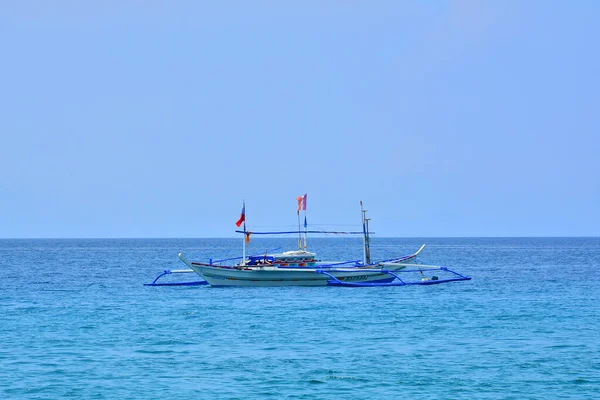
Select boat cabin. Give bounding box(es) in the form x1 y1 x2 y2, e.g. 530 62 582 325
246 250 317 267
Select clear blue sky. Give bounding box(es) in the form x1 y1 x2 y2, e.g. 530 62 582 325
1 1 598 238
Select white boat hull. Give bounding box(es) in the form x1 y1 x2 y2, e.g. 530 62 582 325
178 254 406 287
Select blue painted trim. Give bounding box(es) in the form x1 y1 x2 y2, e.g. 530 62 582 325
144 269 208 287
316 267 471 287
144 281 208 287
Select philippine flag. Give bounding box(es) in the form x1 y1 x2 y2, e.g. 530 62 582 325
235 203 246 227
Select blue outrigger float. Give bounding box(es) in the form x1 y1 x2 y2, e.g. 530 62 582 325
146 199 471 287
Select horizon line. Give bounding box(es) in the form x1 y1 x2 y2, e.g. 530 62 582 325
0 236 598 240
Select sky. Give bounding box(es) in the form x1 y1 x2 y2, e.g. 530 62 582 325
1 1 599 238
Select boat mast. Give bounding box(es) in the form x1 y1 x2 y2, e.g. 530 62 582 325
297 210 302 250
242 223 246 265
296 194 307 251
361 201 371 265
365 216 371 264
242 201 247 265
303 194 308 250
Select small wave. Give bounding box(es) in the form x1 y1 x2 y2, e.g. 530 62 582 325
573 378 590 384
134 349 176 354
325 375 369 382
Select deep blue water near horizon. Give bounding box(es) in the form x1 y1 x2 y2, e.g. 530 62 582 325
1 237 599 399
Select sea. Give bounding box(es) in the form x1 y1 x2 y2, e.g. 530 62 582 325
1 237 599 399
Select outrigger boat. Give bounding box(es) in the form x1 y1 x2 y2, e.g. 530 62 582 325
146 198 471 287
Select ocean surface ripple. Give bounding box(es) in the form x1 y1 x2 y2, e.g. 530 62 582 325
1 237 599 399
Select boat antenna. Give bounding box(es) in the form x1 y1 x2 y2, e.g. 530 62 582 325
361 201 371 265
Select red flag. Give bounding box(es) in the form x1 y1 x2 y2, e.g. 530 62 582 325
296 193 307 211
235 203 245 227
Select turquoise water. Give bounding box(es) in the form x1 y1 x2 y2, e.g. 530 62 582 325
1 238 599 399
